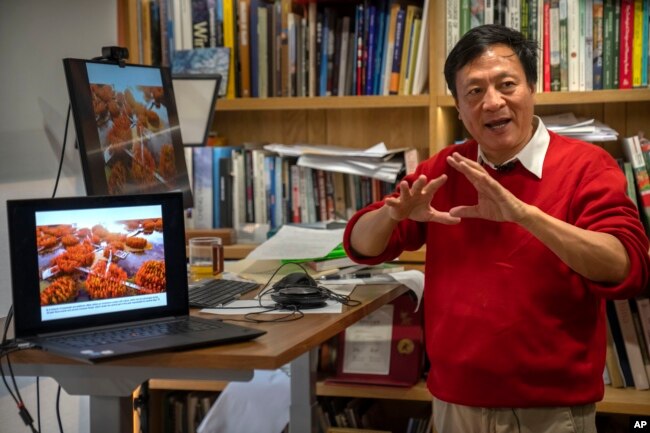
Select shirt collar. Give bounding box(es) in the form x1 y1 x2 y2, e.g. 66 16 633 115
476 116 550 178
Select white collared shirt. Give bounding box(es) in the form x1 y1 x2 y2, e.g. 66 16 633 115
477 116 551 179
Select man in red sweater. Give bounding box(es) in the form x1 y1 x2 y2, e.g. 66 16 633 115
344 25 650 433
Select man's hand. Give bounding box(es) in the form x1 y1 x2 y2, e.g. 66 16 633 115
446 152 530 223
384 174 461 224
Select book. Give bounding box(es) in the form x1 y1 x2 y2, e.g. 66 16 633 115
388 8 406 95
411 0 430 95
606 300 636 387
307 255 357 272
171 47 230 96
592 0 604 90
191 0 211 48
619 0 634 89
212 146 239 228
237 0 251 97
621 135 650 232
398 5 421 95
606 318 626 387
219 157 234 228
614 299 650 389
637 297 650 358
192 146 214 229
222 0 237 98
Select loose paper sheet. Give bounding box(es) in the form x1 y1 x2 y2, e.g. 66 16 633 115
246 225 344 260
342 304 394 375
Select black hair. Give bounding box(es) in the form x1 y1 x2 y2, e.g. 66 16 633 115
444 24 539 98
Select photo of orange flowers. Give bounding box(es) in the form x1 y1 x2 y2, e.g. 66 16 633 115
36 208 167 307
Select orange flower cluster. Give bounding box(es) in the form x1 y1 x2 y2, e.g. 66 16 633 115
126 236 147 250
92 224 109 239
108 161 128 195
103 241 125 262
61 234 80 247
135 260 166 294
85 260 128 299
142 219 155 234
40 276 78 306
131 142 156 183
51 242 95 274
158 143 176 180
37 234 58 250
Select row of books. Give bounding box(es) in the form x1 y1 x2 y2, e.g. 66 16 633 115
449 0 650 92
316 397 431 433
604 297 650 390
163 391 217 433
184 144 411 230
134 0 431 98
620 134 650 235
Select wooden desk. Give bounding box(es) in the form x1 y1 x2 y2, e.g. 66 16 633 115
3 283 407 433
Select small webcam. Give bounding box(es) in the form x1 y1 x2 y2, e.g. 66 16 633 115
100 46 129 66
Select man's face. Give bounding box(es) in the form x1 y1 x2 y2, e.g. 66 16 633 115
454 44 535 163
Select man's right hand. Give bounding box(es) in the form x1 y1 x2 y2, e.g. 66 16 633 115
384 174 461 224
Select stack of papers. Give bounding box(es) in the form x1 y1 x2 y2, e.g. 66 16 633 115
541 113 618 142
264 142 407 183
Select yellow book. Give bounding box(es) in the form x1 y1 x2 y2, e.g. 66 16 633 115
223 0 237 98
632 0 644 87
398 5 421 95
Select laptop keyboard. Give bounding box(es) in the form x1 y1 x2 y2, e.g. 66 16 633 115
188 279 259 308
49 319 225 348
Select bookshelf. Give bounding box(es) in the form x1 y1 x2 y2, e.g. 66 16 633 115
118 0 650 430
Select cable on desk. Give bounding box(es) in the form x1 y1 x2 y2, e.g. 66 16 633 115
1 305 40 433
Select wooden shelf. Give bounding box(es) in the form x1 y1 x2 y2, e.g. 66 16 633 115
437 88 650 107
217 95 431 111
148 378 650 415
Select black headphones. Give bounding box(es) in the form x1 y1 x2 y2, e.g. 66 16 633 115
270 272 330 309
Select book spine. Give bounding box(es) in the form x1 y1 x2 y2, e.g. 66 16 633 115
619 0 634 89
606 300 636 387
567 0 580 90
584 0 594 91
238 0 251 97
603 0 614 88
593 0 604 90
382 2 400 95
543 0 551 92
223 0 237 98
191 0 210 48
355 4 365 95
389 8 406 95
250 0 260 97
550 0 561 91
614 299 650 389
559 0 568 91
613 0 621 87
364 5 377 95
632 0 644 87
192 147 213 229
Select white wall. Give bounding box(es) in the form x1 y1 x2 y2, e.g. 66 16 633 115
0 1 117 431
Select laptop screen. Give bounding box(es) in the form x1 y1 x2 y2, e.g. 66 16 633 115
8 192 189 338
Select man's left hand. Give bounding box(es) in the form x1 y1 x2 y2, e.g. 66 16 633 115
446 152 529 223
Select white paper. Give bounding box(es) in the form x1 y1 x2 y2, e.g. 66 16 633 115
246 225 344 260
197 369 290 433
297 154 404 183
264 142 407 158
342 304 394 375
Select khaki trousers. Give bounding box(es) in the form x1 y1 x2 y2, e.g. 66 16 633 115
433 397 597 433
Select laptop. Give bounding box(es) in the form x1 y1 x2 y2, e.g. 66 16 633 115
6 192 265 363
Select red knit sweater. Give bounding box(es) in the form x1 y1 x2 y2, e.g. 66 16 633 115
343 132 650 407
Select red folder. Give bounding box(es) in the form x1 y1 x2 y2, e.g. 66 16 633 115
327 292 424 387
